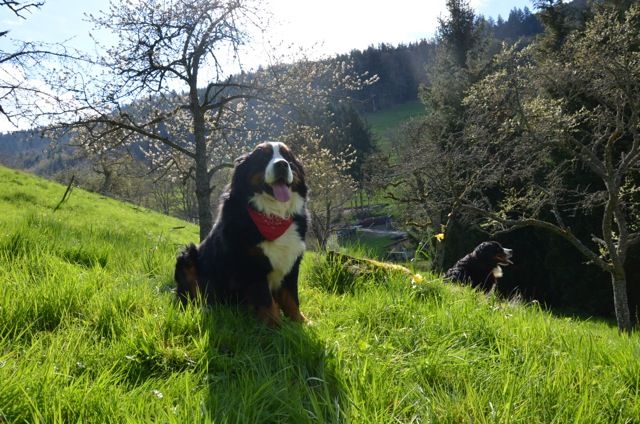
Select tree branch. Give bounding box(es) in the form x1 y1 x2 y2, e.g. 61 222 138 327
462 204 612 272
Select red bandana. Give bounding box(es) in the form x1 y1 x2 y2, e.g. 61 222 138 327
247 206 294 241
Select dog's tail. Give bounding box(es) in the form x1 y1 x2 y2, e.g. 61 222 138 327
175 243 200 306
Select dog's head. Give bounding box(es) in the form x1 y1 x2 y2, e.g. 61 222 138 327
230 142 307 217
473 241 513 267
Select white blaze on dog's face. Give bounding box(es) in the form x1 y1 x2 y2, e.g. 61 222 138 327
264 142 294 198
234 141 307 218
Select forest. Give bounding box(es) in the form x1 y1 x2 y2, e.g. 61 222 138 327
1 0 639 332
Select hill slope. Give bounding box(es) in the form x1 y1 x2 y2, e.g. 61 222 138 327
364 100 425 150
1 166 639 423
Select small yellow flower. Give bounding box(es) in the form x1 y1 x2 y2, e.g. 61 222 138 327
434 233 445 242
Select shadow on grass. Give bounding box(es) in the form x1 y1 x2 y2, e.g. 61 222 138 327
476 284 622 330
204 306 346 423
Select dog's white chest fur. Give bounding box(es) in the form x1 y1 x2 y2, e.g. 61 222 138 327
492 265 503 278
259 223 305 291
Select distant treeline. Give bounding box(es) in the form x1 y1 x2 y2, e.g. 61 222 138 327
340 5 543 112
0 5 543 164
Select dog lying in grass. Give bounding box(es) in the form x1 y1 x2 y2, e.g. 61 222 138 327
444 241 513 292
174 142 308 326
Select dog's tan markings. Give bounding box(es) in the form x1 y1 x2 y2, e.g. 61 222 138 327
179 263 200 300
255 300 281 327
275 289 305 323
255 143 272 158
249 172 264 189
246 246 262 256
291 176 302 191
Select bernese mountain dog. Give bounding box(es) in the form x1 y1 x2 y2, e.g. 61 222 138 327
174 141 308 326
444 241 513 292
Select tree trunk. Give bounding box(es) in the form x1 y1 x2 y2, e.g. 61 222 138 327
432 212 445 272
100 164 113 195
310 211 326 250
433 210 453 273
324 202 332 249
611 271 632 333
195 158 212 241
193 109 213 241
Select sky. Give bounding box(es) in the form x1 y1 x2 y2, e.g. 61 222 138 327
1 0 534 61
0 0 534 132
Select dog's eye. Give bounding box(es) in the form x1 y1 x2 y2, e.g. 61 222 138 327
281 150 300 168
280 150 291 161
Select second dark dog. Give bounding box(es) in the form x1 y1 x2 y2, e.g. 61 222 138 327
444 241 513 291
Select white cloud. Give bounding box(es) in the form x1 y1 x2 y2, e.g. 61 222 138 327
225 0 453 72
263 0 447 58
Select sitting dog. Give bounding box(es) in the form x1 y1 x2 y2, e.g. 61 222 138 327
174 142 308 326
444 241 513 291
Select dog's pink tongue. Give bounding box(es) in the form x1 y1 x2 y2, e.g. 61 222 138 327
272 183 291 202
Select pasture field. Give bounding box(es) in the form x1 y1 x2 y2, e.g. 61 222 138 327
1 166 639 423
364 100 425 150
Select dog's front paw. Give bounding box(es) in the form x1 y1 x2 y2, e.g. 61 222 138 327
255 302 282 327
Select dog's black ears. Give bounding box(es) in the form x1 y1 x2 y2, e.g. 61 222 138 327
288 152 305 178
234 153 248 166
230 152 251 197
232 153 250 181
175 243 200 306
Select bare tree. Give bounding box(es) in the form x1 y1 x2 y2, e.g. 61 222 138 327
0 0 42 22
35 0 373 240
0 1 75 127
67 0 261 240
289 127 356 249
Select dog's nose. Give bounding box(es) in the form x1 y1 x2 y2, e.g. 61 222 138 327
273 159 290 173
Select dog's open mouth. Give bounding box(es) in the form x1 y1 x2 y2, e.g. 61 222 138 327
270 181 291 202
495 251 513 266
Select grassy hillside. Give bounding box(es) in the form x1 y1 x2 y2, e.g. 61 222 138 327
1 166 639 423
364 101 424 150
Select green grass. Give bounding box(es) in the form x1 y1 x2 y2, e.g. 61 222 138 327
364 100 425 150
342 232 396 260
1 165 640 423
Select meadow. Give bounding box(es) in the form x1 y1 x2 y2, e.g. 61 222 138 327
364 100 425 151
1 165 639 423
